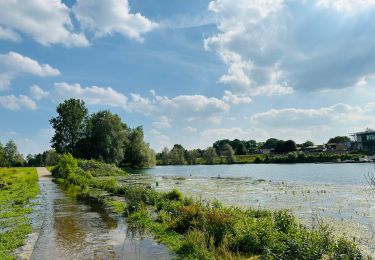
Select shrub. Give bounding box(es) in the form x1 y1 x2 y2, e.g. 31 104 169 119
56 153 78 178
166 188 183 201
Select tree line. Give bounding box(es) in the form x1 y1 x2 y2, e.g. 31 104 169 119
0 140 25 167
156 135 352 165
50 99 155 168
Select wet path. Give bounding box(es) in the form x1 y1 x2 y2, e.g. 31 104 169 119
28 167 170 260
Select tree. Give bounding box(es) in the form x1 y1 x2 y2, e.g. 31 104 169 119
213 139 230 155
283 140 297 153
204 147 218 164
85 111 127 165
275 140 297 154
262 138 280 149
302 140 314 148
44 149 60 166
169 144 186 165
160 147 169 165
50 99 88 156
0 142 7 167
123 126 155 168
235 142 247 155
4 140 24 166
186 149 200 165
328 136 350 143
222 144 235 163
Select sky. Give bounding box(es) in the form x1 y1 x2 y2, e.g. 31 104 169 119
1 0 375 155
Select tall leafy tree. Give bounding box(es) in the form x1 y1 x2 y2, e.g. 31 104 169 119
235 142 247 155
204 147 218 164
50 99 88 156
4 140 24 166
186 149 199 165
123 126 155 168
160 147 169 165
262 138 280 149
86 110 127 165
222 144 235 163
169 144 186 165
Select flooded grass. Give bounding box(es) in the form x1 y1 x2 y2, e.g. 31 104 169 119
53 155 365 259
0 167 39 259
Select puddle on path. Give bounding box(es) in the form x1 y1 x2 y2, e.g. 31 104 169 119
18 174 170 260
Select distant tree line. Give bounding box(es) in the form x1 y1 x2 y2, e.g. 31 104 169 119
50 99 155 168
156 135 353 165
0 140 25 167
26 149 60 166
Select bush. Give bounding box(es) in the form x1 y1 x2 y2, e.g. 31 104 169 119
166 188 183 201
77 159 126 176
56 153 78 178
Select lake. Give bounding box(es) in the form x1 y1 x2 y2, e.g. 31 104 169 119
135 163 375 256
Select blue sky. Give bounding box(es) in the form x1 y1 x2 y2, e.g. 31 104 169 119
1 0 375 155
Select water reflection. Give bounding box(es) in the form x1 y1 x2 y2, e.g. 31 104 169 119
28 177 170 260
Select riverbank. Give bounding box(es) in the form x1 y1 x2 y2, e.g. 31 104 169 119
0 168 39 259
53 154 364 259
156 152 370 166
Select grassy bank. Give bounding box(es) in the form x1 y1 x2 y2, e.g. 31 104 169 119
157 152 363 166
0 167 39 259
53 154 363 259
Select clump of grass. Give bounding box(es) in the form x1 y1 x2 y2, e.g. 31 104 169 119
0 167 39 259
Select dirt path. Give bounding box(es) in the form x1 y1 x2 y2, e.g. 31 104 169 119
36 167 52 180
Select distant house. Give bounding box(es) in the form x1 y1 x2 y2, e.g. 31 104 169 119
305 145 326 152
351 128 375 153
326 142 348 152
259 148 274 154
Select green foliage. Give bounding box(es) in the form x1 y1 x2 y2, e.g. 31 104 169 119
0 140 25 167
204 147 218 164
166 188 183 201
169 144 186 165
77 159 126 176
50 98 88 156
55 153 78 178
275 140 297 154
222 144 235 164
27 149 60 167
328 136 351 144
123 126 156 168
262 138 280 149
82 110 127 165
0 168 39 259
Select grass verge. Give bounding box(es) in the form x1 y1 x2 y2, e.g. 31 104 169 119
0 167 39 259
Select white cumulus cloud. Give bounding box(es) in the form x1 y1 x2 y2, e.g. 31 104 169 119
0 95 37 110
53 82 128 108
205 0 375 94
73 0 157 42
152 116 172 129
0 0 89 47
0 51 60 90
29 85 49 100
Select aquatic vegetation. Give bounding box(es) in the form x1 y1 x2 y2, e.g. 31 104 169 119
0 168 39 259
54 156 364 259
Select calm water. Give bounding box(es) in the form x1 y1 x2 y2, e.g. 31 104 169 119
136 163 375 256
19 174 171 260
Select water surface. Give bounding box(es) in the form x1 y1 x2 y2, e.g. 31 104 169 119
23 172 170 260
136 163 375 256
